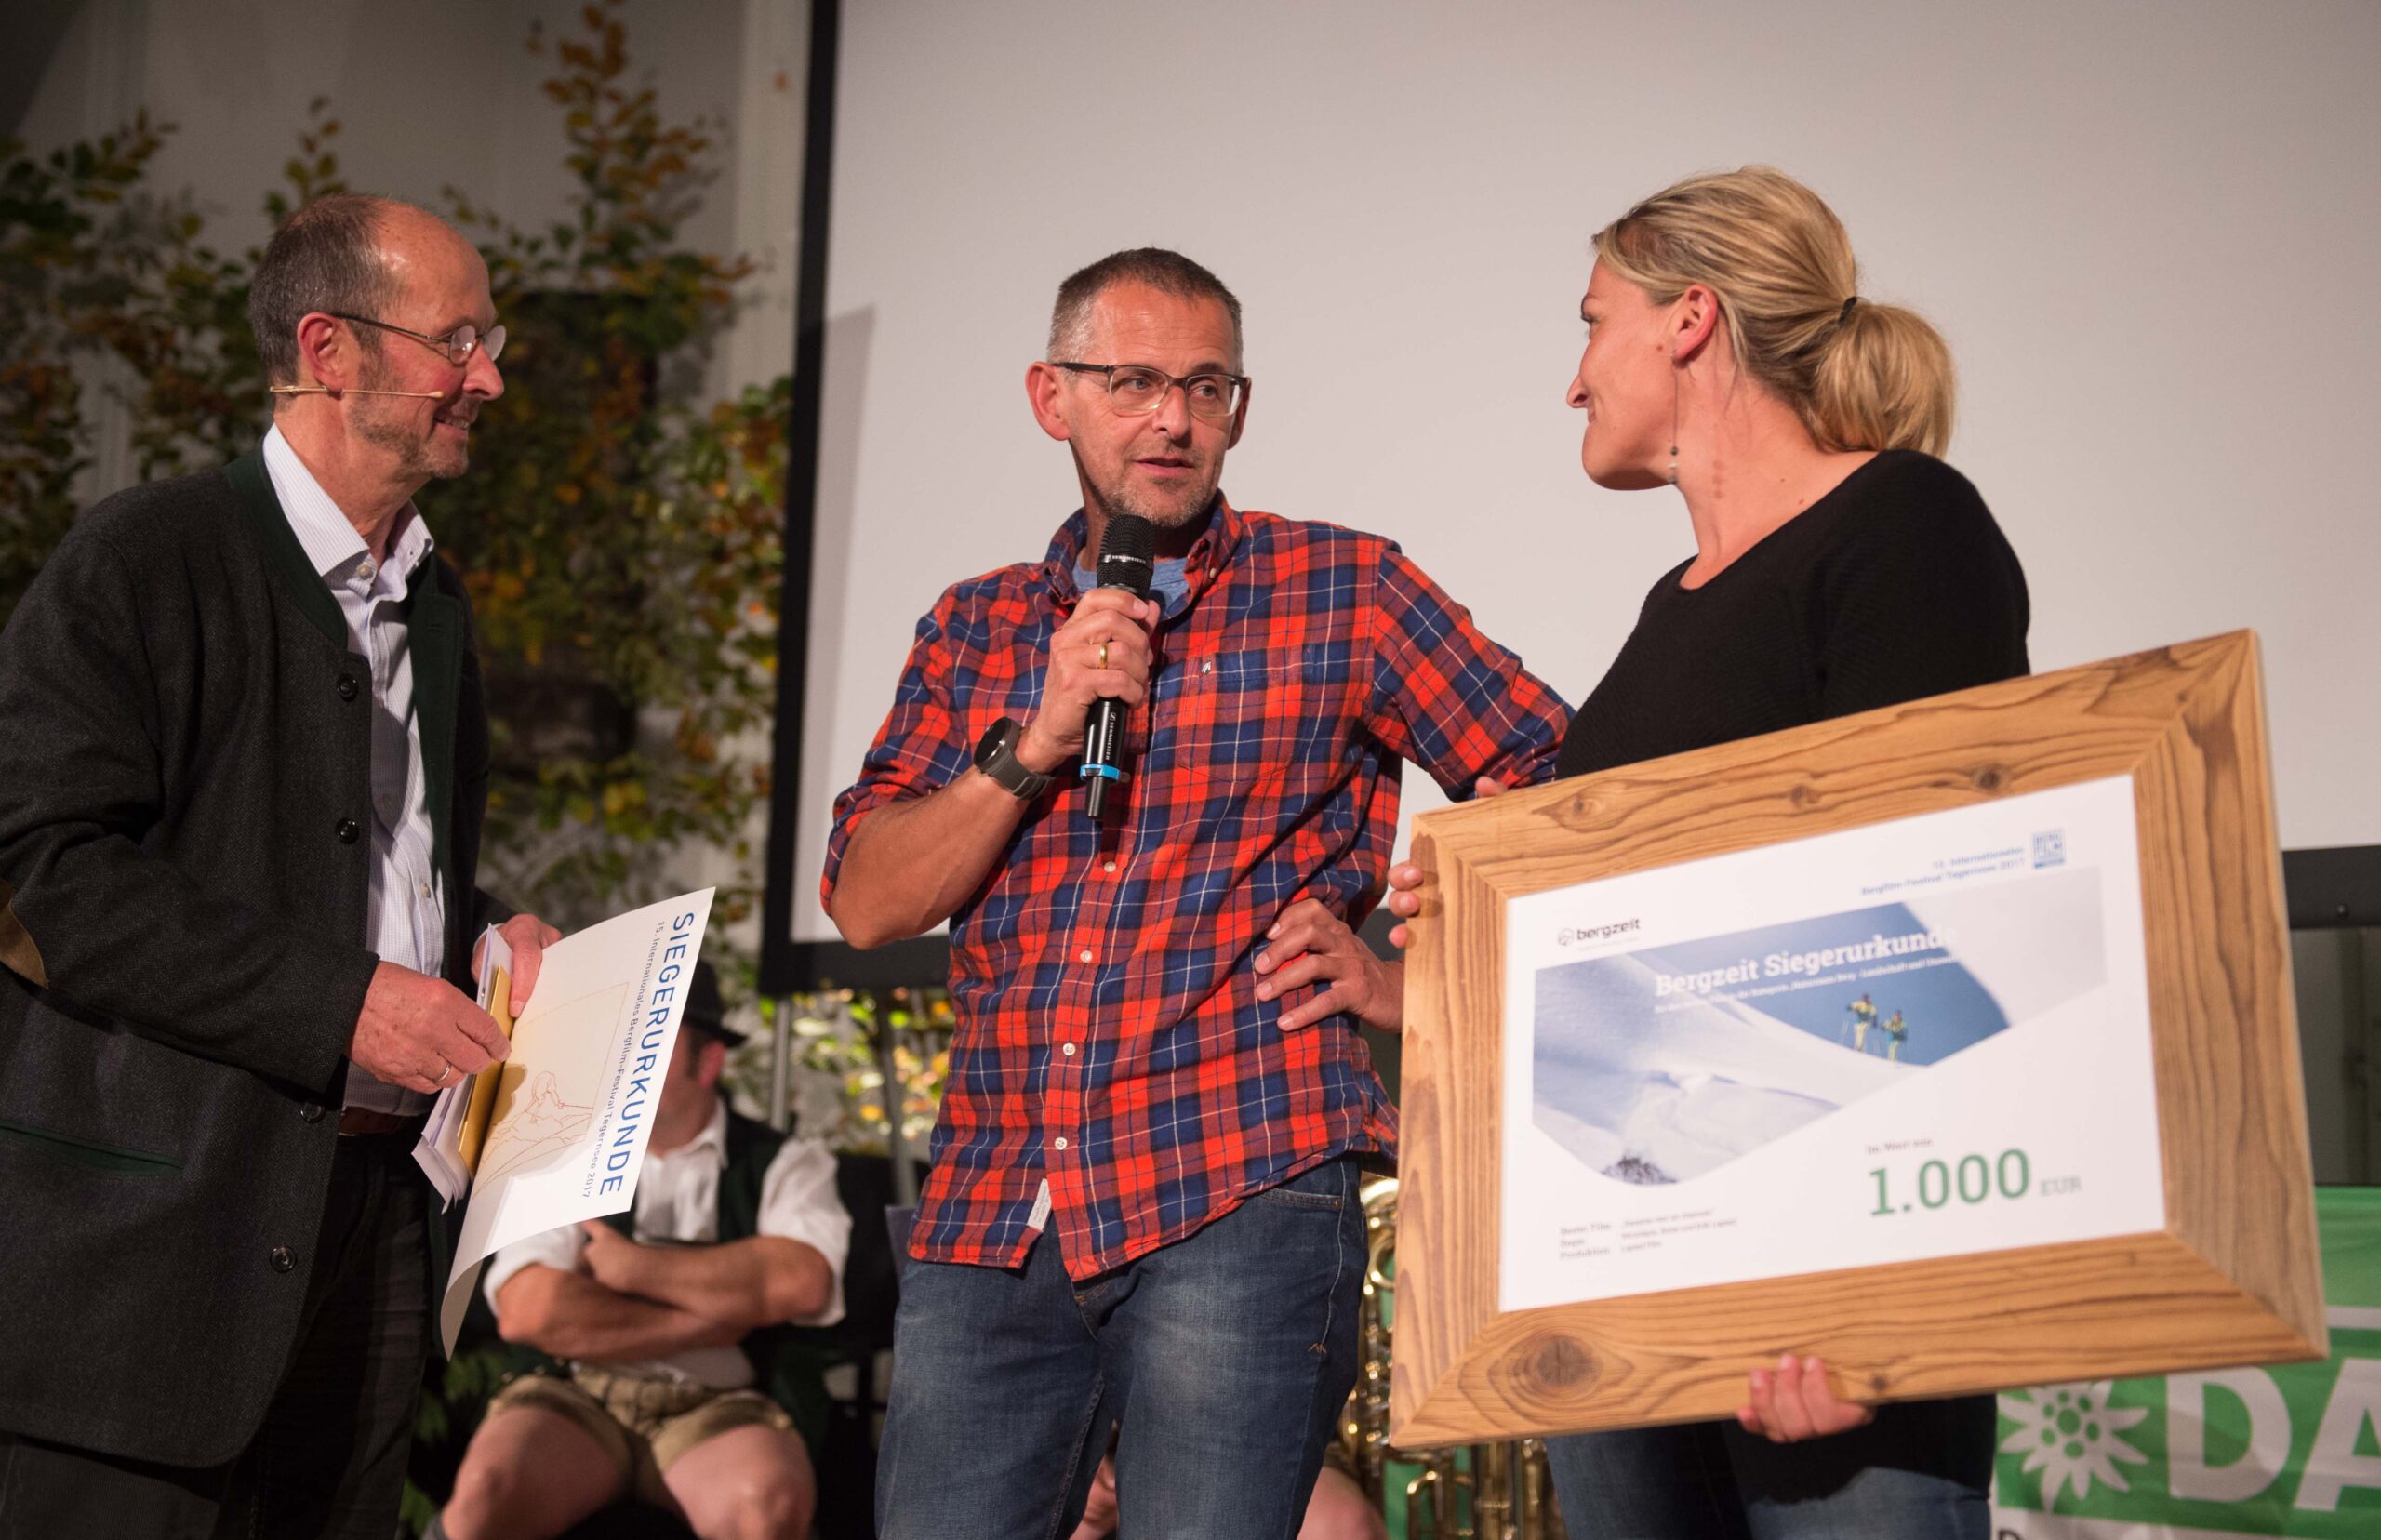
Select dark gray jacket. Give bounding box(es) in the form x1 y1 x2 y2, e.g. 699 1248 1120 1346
0 452 498 1466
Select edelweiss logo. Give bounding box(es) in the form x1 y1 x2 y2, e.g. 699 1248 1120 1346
2000 1381 2151 1507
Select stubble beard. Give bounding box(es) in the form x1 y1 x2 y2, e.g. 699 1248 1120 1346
1083 454 1219 534
352 365 469 481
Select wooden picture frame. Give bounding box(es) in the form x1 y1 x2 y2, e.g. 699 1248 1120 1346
1390 631 2326 1444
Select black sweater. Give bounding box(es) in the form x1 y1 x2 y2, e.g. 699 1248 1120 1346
1557 451 2029 779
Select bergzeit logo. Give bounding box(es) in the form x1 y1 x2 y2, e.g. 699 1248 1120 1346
1557 917 1643 948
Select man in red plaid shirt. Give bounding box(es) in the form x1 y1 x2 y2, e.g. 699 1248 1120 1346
825 249 1567 1538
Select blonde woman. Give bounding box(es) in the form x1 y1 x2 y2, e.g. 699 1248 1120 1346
1363 167 2027 1536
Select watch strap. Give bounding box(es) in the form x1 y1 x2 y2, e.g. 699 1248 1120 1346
977 719 1054 800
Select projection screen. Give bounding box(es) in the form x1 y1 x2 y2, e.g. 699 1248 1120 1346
778 0 2381 955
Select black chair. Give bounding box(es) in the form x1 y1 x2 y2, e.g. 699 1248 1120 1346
797 1151 927 1540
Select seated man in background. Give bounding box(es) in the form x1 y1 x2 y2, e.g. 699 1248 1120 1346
438 962 851 1540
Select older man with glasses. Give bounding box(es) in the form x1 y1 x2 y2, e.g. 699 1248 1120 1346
824 247 1570 1538
0 192 555 1539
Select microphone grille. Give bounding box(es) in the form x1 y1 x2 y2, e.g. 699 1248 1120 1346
1098 514 1155 566
1096 514 1156 595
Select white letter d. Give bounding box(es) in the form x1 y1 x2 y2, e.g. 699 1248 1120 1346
2168 1370 2289 1504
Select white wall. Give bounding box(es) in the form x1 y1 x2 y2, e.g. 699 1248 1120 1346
791 0 2381 940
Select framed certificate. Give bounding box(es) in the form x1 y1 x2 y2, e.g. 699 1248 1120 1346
1390 631 2326 1444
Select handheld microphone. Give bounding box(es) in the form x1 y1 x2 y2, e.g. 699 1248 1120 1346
1079 513 1154 821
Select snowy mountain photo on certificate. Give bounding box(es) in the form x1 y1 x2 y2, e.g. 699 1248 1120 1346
1532 864 2108 1184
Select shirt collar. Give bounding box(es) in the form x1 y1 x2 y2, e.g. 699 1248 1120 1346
659 1095 731 1167
1041 494 1244 607
261 423 435 591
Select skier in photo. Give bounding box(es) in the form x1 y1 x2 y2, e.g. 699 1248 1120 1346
1845 992 1877 1053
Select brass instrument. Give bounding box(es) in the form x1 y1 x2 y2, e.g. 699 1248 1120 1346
1339 1176 1560 1539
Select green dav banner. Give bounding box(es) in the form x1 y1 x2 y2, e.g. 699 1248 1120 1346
1992 1186 2381 1538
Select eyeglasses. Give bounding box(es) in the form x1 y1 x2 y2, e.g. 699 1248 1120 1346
1053 362 1247 423
328 312 507 367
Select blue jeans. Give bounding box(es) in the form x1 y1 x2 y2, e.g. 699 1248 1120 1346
1547 1394 1996 1540
875 1156 1365 1540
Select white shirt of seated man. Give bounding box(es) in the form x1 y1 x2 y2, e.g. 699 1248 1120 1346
484 1022 850 1387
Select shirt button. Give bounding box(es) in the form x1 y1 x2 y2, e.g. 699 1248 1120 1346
1202 660 1215 673
337 674 360 701
357 558 377 581
1078 949 1093 964
419 882 432 898
1102 861 1117 874
1061 1042 1076 1056
298 1102 325 1123
1053 1136 1069 1150
335 817 362 844
269 1245 297 1273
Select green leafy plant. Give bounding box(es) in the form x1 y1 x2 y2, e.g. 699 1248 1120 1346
0 0 776 938
758 987 954 1151
418 0 772 935
0 0 972 1164
0 99 335 533
0 113 176 628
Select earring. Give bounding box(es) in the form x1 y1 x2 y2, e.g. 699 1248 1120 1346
1668 360 1680 486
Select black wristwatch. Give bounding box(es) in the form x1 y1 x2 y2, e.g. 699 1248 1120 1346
972 716 1054 800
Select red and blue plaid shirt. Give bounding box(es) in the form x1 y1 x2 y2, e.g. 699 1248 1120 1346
823 499 1569 1279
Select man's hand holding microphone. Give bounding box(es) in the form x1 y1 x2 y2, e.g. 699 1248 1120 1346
1014 589 1160 783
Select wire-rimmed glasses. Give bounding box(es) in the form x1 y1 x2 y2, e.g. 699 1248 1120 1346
1052 362 1246 422
328 312 507 367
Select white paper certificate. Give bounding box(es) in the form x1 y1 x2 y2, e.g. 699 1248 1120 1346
1498 775 2161 1313
438 888 715 1351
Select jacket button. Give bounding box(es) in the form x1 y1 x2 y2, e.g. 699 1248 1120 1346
337 674 360 701
335 817 361 843
269 1246 297 1273
299 1102 325 1123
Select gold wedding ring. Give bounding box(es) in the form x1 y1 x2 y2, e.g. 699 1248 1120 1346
1097 640 1110 670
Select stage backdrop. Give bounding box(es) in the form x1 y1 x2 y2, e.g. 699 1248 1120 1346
781 0 2381 949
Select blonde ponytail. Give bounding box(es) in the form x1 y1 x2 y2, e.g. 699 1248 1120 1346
1809 299 1956 457
1593 166 1957 456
